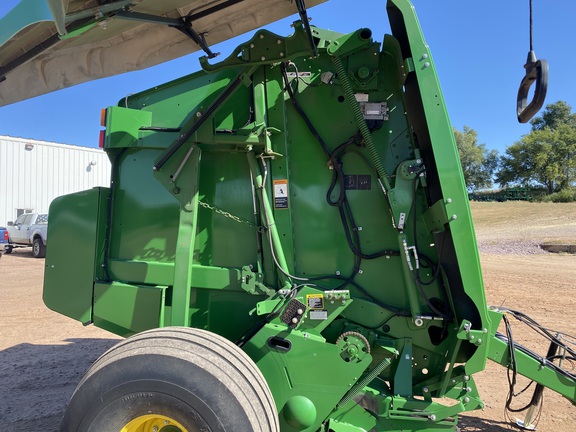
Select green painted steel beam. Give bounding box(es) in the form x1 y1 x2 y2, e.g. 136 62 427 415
487 311 576 401
171 147 201 327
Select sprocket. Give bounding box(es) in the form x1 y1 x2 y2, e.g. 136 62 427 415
335 331 371 363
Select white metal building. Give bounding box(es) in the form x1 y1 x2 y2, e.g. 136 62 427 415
0 136 111 226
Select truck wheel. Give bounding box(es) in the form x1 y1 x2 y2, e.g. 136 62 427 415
60 327 279 432
32 237 45 258
4 245 12 254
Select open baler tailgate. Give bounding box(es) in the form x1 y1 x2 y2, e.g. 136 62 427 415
0 0 326 106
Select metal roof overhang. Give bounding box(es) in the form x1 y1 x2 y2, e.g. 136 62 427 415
0 0 326 106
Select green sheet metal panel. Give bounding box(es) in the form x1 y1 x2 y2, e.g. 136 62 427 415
43 187 108 323
93 282 166 337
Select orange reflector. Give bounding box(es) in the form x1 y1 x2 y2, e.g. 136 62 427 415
99 130 106 148
100 108 107 127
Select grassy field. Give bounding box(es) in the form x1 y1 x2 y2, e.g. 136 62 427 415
471 201 576 245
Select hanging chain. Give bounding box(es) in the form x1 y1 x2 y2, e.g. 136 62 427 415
198 200 262 230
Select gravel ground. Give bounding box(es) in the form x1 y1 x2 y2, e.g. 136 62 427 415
0 201 575 431
477 239 548 255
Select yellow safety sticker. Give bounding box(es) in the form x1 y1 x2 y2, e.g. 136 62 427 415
273 179 289 209
306 293 324 309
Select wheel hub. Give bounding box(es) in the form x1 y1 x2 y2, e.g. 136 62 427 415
121 414 188 432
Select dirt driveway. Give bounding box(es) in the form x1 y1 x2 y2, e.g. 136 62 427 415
0 202 575 431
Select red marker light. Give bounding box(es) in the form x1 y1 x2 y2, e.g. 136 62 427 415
99 130 106 148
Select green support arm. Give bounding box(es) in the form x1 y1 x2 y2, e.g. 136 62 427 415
487 310 576 402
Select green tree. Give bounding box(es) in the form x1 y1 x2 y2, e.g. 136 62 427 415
496 101 576 194
453 126 498 191
530 100 576 131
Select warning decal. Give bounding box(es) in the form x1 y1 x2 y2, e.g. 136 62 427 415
274 180 289 209
306 293 324 309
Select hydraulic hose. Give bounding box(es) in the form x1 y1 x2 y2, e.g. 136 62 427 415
331 55 391 192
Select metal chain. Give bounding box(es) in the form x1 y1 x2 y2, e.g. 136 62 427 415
198 200 262 230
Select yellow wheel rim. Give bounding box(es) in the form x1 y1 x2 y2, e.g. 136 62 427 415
121 414 188 432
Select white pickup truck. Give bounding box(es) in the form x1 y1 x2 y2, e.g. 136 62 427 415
5 213 48 258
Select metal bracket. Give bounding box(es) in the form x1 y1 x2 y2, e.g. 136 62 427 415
294 0 318 57
113 10 218 59
199 21 314 72
241 266 271 295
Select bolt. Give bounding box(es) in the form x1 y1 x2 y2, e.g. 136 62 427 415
280 52 284 57
423 387 429 393
277 39 282 44
424 62 430 68
466 387 472 393
261 56 266 61
464 397 470 403
446 198 452 204
196 111 202 118
297 308 304 315
152 427 158 432
250 43 254 48
260 34 264 39
429 415 436 421
451 214 458 220
422 53 428 59
292 317 298 324
464 375 470 382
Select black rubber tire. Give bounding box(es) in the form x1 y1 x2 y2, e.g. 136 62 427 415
4 244 12 254
60 327 279 432
32 237 45 258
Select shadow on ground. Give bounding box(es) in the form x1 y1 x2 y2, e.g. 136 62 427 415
459 414 522 431
0 338 119 432
0 338 535 432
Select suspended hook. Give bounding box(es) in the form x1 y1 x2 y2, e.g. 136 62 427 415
517 51 548 123
517 0 548 123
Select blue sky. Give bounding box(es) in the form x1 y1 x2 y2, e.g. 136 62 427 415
0 0 574 154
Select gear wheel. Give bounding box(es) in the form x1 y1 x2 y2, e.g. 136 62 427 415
335 331 370 363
